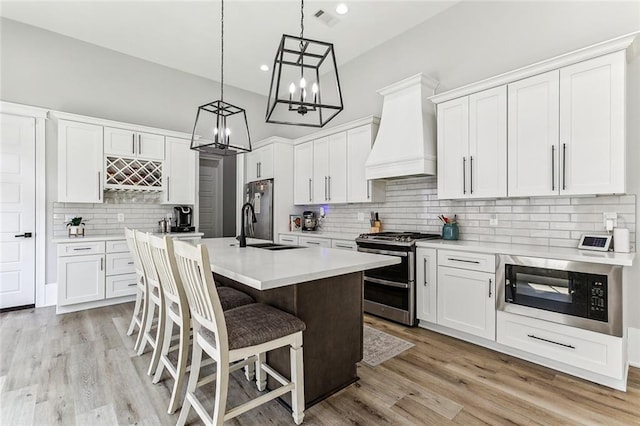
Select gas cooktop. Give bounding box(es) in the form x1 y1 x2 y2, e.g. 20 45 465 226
356 231 441 244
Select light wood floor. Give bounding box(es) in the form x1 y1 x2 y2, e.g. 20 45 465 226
1 303 639 425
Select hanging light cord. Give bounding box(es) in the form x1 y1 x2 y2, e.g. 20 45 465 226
300 0 304 41
220 0 224 103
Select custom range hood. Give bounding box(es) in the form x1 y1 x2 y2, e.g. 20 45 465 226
365 73 439 180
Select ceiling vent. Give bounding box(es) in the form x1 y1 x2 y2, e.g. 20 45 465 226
313 9 339 27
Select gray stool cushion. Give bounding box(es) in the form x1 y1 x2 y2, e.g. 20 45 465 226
202 303 306 350
169 286 253 316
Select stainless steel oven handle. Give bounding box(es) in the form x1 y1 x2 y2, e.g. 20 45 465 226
364 276 409 289
358 247 408 257
527 334 575 349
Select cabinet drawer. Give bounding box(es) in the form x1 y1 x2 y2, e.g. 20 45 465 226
279 235 299 245
438 250 495 273
57 241 105 256
299 236 331 248
331 239 357 251
106 252 136 276
106 239 129 253
497 311 624 379
106 273 139 298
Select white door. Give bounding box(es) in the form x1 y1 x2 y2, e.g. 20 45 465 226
559 51 625 195
328 132 347 204
507 70 560 197
137 132 165 160
104 127 136 157
468 86 507 198
0 114 36 309
437 97 469 199
199 156 223 238
346 126 373 203
294 142 313 205
416 248 437 323
312 137 330 203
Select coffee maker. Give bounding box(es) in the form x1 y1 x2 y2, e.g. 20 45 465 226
171 206 195 233
302 211 317 231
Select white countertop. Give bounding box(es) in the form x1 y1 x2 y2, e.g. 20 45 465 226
200 237 399 290
415 239 635 267
278 230 361 241
53 232 204 243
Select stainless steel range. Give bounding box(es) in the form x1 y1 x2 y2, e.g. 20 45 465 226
356 232 441 326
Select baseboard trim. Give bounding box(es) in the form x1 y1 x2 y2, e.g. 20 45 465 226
0 304 36 314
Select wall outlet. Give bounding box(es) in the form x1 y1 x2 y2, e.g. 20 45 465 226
357 212 365 222
489 214 498 226
603 212 617 231
117 213 125 222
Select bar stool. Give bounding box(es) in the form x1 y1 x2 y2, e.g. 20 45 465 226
173 241 306 425
124 228 147 351
146 235 255 414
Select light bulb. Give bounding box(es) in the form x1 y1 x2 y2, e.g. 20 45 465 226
226 128 231 136
213 127 218 135
289 82 296 94
312 82 318 94
299 77 306 89
302 88 307 100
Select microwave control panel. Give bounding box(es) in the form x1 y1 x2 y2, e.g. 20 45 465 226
588 279 607 322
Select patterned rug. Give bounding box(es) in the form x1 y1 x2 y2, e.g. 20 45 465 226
362 325 415 367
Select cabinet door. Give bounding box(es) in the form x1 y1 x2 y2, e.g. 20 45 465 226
164 137 196 205
437 266 495 340
278 234 299 245
294 142 314 205
257 144 274 180
331 239 356 251
346 126 373 203
468 86 507 198
416 248 437 323
104 127 136 157
58 254 105 306
245 150 260 183
58 120 104 203
559 51 625 195
508 71 560 197
106 252 136 276
137 132 165 160
106 273 138 299
437 97 469 199
298 236 331 248
328 132 347 204
313 137 330 203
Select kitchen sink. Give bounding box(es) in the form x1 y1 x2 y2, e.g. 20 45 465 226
246 243 306 251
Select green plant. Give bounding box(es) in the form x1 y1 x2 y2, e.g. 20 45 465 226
66 217 85 227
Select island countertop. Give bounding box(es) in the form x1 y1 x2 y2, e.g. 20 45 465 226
200 237 399 291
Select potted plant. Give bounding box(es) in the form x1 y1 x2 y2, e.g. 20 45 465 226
66 217 86 237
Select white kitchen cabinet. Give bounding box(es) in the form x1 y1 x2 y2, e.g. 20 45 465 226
331 239 357 251
298 236 331 248
246 144 274 182
164 137 197 205
294 142 314 204
58 249 105 306
312 134 347 204
278 234 299 245
508 51 625 197
437 86 506 199
416 248 437 323
104 126 165 160
437 265 495 340
346 125 385 203
57 120 104 203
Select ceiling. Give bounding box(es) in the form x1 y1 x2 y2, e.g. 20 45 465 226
0 1 458 96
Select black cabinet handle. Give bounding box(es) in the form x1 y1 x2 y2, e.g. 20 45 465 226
462 157 466 194
551 145 555 191
470 156 474 195
528 334 575 349
562 143 567 191
488 278 492 298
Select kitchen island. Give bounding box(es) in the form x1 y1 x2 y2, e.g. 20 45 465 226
200 238 399 408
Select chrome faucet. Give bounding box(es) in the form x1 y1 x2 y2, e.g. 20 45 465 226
238 202 257 248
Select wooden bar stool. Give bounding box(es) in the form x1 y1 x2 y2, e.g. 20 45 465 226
147 235 255 414
173 241 306 425
124 228 147 352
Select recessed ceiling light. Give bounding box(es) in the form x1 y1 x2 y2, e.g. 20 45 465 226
335 3 349 15
260 64 269 72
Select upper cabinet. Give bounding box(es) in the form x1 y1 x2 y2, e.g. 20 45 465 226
246 144 274 182
293 142 314 205
437 86 507 199
432 35 632 199
312 133 347 204
347 125 386 203
104 126 165 160
58 120 104 203
164 137 197 205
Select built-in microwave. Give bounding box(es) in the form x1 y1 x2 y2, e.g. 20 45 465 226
497 255 622 336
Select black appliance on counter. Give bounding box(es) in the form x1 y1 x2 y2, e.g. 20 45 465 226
171 206 195 233
356 232 441 326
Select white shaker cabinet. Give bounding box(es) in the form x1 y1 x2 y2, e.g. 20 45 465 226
164 137 197 205
104 127 165 160
294 142 314 204
246 144 275 182
58 120 104 203
57 242 106 306
437 86 506 199
346 125 385 203
416 248 437 323
312 134 347 204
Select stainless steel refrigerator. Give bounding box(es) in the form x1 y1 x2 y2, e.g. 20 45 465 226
244 179 274 241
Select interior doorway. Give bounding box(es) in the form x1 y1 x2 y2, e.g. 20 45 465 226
199 156 224 238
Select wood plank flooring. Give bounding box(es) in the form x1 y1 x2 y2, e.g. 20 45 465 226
1 303 639 425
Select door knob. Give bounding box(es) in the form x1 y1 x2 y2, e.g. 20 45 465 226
15 232 33 238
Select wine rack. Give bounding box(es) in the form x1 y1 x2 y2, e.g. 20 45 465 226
104 156 163 191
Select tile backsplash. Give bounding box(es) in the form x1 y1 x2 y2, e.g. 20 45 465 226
53 192 177 238
314 176 636 250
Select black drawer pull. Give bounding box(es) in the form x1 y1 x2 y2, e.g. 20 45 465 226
128 283 137 287
527 334 575 349
73 247 92 251
127 261 134 265
447 258 480 264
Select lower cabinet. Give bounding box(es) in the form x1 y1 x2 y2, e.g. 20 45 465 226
278 234 355 250
416 248 437 323
437 265 496 340
58 253 105 306
298 236 331 248
331 239 357 251
279 235 299 245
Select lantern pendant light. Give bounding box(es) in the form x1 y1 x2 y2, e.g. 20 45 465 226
265 0 344 127
190 0 251 154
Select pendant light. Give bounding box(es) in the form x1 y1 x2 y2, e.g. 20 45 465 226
191 0 251 154
265 0 344 127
